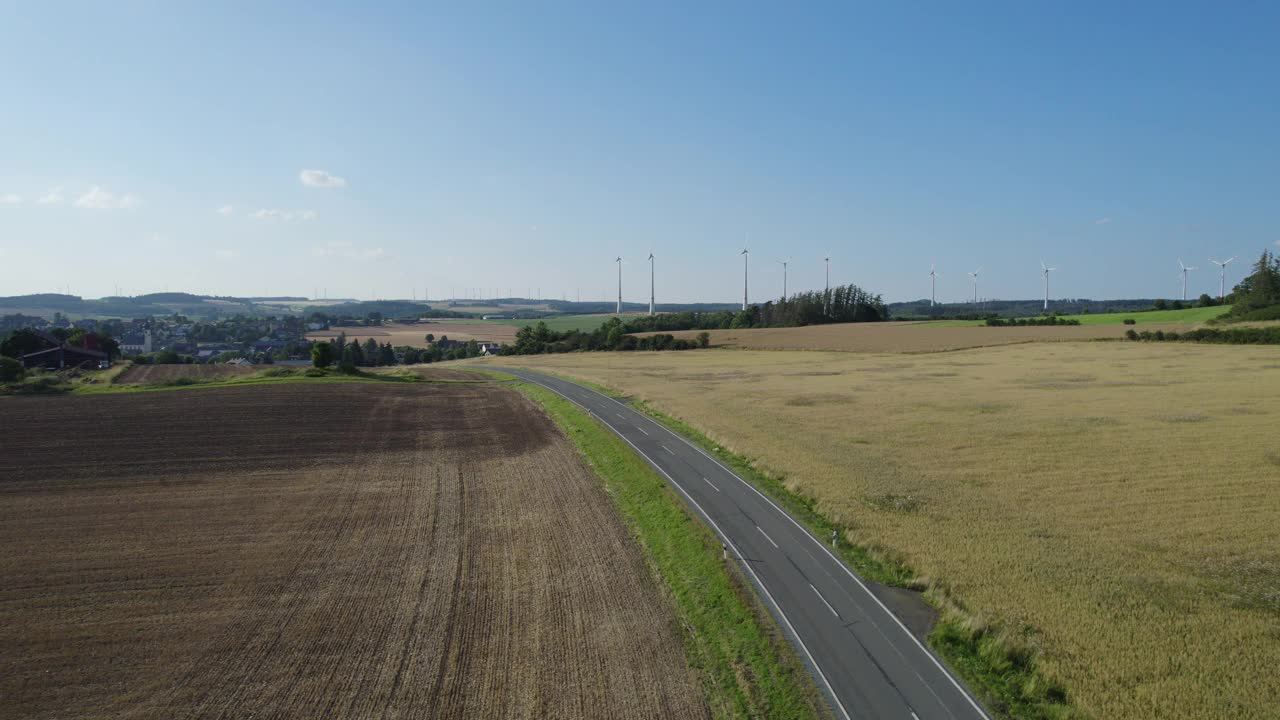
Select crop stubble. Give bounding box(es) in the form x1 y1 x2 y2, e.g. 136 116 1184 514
0 383 704 719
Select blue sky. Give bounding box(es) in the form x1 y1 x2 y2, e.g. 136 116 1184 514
2 2 1277 304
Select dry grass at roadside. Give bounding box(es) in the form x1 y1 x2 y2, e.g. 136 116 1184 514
633 321 1205 353
482 342 1280 719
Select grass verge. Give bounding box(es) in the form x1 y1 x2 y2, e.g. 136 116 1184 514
0 366 482 397
515 381 826 720
532 369 1083 720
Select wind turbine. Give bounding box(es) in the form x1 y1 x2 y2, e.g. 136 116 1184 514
968 266 982 308
929 264 940 307
741 248 749 310
648 252 655 316
1178 258 1198 301
615 256 623 315
779 259 789 300
1041 260 1057 311
1209 256 1235 300
824 256 830 294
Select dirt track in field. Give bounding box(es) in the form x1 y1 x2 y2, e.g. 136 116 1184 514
114 363 258 383
0 384 704 720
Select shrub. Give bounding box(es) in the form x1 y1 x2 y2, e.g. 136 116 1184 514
0 355 23 383
696 331 711 348
338 360 358 375
1123 318 1136 325
1125 329 1138 340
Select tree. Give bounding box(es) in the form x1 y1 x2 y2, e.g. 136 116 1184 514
0 356 23 382
1154 298 1169 310
1197 293 1215 308
311 342 333 369
0 329 46 359
696 331 711 348
425 333 435 343
378 342 396 366
1229 250 1280 317
345 339 364 367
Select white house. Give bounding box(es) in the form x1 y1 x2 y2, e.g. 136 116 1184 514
119 330 153 355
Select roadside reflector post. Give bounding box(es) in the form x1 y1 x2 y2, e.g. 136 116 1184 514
723 544 728 561
831 530 838 549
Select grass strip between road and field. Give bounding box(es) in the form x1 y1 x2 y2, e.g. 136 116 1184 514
523 367 1085 720
512 378 828 720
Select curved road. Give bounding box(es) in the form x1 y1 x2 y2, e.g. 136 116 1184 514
506 368 990 720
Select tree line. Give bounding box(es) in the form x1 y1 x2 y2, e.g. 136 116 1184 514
310 333 488 370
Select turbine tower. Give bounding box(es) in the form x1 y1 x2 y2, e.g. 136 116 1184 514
824 256 830 293
929 264 939 307
1041 260 1057 311
615 256 623 315
741 248 749 310
968 266 982 308
648 252 655 316
1178 258 1198 301
779 259 789 300
1210 256 1237 300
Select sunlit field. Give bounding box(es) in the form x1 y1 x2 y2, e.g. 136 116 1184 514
482 341 1280 719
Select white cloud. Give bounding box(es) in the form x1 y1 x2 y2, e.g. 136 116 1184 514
300 169 346 188
39 187 64 204
252 208 316 221
0 193 21 205
217 205 235 216
75 186 139 210
1094 217 1111 225
313 240 388 261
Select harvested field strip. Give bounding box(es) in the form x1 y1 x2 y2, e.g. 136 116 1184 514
632 322 1207 353
1 383 705 719
516 381 824 720
113 363 258 383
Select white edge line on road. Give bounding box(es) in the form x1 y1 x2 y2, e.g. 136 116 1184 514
515 372 853 720
587 380 992 720
703 477 720 492
810 583 840 619
756 525 779 548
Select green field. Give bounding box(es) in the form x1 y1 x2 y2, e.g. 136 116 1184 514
1050 305 1230 324
908 305 1231 327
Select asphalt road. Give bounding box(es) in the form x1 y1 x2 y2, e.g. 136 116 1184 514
505 368 991 720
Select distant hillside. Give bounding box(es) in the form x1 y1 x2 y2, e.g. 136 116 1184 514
0 293 265 319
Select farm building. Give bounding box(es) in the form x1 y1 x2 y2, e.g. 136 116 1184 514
21 343 108 370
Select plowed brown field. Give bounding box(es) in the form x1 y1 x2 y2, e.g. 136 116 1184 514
114 363 258 383
0 384 704 719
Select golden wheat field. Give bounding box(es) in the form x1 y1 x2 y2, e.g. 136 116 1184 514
483 341 1280 719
